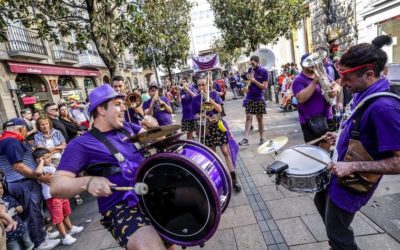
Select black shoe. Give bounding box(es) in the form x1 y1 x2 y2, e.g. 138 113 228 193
238 138 249 146
232 179 242 192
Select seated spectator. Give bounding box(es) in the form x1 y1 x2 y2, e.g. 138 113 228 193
58 103 84 141
0 180 34 250
32 148 83 246
34 117 66 166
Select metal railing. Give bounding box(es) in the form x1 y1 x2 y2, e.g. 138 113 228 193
51 41 78 61
6 25 47 55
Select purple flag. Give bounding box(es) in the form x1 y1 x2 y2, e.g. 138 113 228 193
222 120 239 168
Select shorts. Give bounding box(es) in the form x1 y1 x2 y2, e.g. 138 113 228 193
205 122 228 147
181 119 197 132
46 198 71 225
100 202 152 248
245 100 267 115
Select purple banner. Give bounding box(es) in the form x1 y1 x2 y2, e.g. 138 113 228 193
192 54 221 72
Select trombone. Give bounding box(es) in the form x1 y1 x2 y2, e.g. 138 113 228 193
198 71 214 144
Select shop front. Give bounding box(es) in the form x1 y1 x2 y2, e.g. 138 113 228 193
15 74 51 113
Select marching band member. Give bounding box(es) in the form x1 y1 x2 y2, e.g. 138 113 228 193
176 77 198 140
192 77 242 192
238 55 269 146
51 84 174 250
143 83 173 126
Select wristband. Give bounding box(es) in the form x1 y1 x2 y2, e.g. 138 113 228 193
86 176 95 191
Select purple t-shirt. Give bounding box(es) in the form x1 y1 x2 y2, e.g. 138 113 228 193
292 72 333 124
143 96 172 126
57 122 143 213
180 87 197 121
329 78 400 213
245 66 268 101
192 91 223 117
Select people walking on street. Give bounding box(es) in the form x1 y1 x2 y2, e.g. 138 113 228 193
317 35 400 250
238 55 269 146
176 77 197 140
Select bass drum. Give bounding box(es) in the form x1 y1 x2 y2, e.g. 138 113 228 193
134 140 231 247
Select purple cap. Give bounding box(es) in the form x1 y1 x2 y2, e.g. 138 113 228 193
88 84 125 113
3 118 26 129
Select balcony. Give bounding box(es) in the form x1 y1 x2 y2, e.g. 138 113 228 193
51 41 79 64
6 25 48 60
78 47 106 68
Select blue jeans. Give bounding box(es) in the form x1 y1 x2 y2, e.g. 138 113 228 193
7 179 46 247
7 231 34 250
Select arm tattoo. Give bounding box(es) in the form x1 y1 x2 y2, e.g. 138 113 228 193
356 152 400 174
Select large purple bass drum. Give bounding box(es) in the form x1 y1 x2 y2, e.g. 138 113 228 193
134 140 232 247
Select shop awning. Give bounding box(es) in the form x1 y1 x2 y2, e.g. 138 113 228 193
7 61 100 77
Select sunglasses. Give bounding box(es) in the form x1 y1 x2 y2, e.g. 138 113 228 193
50 108 59 111
334 63 374 78
197 84 206 86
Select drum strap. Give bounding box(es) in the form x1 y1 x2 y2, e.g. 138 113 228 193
89 127 129 163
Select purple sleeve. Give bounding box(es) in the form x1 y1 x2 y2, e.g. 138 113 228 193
161 96 171 106
292 78 305 96
4 140 25 165
142 99 150 110
58 141 88 174
263 69 269 82
373 108 400 152
128 122 142 134
212 91 223 104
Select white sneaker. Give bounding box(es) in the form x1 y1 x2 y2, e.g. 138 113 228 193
47 231 60 240
62 234 77 245
69 225 84 235
35 238 60 250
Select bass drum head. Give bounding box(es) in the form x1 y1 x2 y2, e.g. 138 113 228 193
136 153 220 246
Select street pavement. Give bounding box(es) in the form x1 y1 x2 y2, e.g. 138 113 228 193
54 92 400 250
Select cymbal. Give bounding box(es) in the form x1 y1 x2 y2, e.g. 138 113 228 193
257 136 288 154
142 132 185 150
126 125 182 144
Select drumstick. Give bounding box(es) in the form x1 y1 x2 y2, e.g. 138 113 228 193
111 186 135 191
306 135 327 145
110 183 149 195
291 148 330 167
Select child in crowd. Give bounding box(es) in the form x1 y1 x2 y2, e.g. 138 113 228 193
0 181 34 250
32 148 83 246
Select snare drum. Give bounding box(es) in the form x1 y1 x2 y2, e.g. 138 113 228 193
273 145 331 193
134 140 231 247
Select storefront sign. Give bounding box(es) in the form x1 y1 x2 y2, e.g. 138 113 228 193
7 62 100 77
21 96 37 105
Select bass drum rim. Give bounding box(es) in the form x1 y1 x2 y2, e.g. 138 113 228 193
168 139 232 213
135 153 221 247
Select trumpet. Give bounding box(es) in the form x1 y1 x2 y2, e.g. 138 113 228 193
157 98 167 111
125 92 142 108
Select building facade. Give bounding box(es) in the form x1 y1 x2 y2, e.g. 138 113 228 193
0 22 148 123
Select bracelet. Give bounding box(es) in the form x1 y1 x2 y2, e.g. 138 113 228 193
86 176 95 191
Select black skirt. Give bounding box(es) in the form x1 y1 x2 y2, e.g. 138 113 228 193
181 119 197 132
205 122 228 147
245 100 267 115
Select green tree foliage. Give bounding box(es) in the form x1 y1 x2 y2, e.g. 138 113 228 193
131 0 192 81
1 0 143 77
209 0 306 53
211 38 242 68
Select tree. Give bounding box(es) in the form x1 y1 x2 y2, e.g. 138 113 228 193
209 0 306 53
211 38 242 68
131 0 192 82
1 0 143 77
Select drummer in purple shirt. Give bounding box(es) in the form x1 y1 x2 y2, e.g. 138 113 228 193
143 83 173 126
238 55 269 146
176 77 197 140
51 84 172 250
192 77 242 192
319 35 400 250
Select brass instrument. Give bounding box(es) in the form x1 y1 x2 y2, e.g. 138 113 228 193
200 73 214 112
242 67 254 94
198 71 214 144
302 50 336 106
125 92 142 108
157 98 167 111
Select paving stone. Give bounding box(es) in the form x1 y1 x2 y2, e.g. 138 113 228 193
228 188 249 208
187 228 237 250
261 209 272 220
254 210 264 221
248 195 256 204
277 243 289 250
271 229 286 244
276 217 316 246
301 214 328 241
262 231 276 245
258 220 270 232
250 201 261 212
71 228 119 249
355 233 400 250
268 245 279 250
266 197 318 220
219 205 257 229
279 186 309 198
352 213 379 236
289 241 330 250
358 212 385 233
252 173 275 187
257 201 267 210
246 163 265 175
258 185 285 201
266 219 278 231
234 224 268 250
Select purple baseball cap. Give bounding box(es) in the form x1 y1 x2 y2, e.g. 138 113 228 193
88 84 125 113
